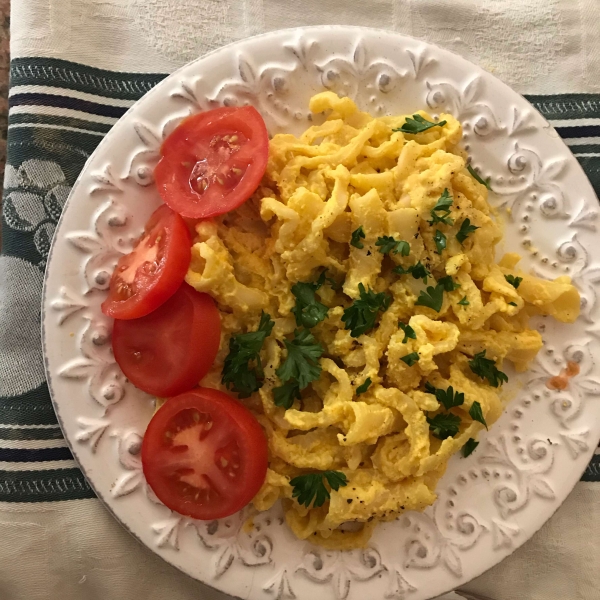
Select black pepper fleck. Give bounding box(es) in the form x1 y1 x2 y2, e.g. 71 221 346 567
347 499 353 504
366 250 372 256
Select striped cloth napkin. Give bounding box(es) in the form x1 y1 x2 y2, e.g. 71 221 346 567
2 1 600 599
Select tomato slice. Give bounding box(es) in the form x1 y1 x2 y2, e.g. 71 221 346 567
142 387 268 520
154 106 269 219
101 204 191 320
112 284 221 397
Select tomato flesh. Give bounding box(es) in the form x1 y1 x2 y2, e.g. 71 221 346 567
112 284 221 397
102 204 191 320
154 106 269 219
142 388 268 520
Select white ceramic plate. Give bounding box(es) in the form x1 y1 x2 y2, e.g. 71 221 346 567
42 26 600 600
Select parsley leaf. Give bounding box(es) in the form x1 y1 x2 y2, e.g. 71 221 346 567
424 381 437 394
468 351 508 388
508 301 518 307
393 260 431 283
291 278 329 329
342 283 392 337
415 283 445 312
350 226 366 249
469 401 488 429
290 471 348 508
273 380 301 409
222 312 274 397
434 229 447 254
320 269 343 291
456 218 479 244
356 377 372 396
399 321 416 343
427 413 461 440
401 352 420 367
458 296 470 306
394 114 447 135
461 438 479 458
505 274 523 289
276 329 324 389
438 275 460 291
435 385 465 410
467 164 491 190
428 189 454 226
375 236 410 256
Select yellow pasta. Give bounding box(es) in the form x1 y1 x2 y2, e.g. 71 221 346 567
186 91 580 549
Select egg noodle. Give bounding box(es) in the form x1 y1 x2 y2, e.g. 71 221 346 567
184 92 580 549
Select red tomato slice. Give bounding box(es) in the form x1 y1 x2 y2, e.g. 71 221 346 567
112 284 221 397
142 387 268 520
101 204 191 320
154 106 269 219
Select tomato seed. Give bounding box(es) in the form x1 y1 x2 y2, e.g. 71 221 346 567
220 457 228 467
193 411 200 422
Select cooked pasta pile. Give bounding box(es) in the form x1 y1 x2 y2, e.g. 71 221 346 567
185 92 579 549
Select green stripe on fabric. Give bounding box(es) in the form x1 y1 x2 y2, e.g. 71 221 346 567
568 144 600 155
0 384 59 426
576 156 600 198
0 468 95 502
524 94 600 121
8 112 113 135
0 427 64 441
10 57 167 101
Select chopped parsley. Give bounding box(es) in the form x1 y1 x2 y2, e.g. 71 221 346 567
401 352 420 367
399 322 416 343
350 226 366 249
428 189 454 226
467 164 492 190
438 275 460 291
508 301 518 307
222 312 274 397
394 114 447 135
456 218 479 244
458 296 470 306
273 380 301 410
290 471 348 508
434 229 447 254
356 377 372 396
291 276 329 329
393 260 431 283
427 413 461 440
276 329 324 389
375 236 410 256
505 274 523 289
469 401 488 429
415 283 445 312
468 351 508 388
461 438 479 458
342 283 392 337
435 385 465 410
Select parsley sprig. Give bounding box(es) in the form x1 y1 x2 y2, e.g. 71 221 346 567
399 322 416 343
427 413 461 440
401 352 420 367
456 218 479 244
222 312 274 397
469 401 488 429
438 276 460 291
394 114 447 135
342 283 392 337
504 274 523 289
458 296 470 306
290 471 348 508
276 329 324 389
393 260 431 283
428 189 454 226
291 275 329 329
415 283 445 312
376 236 410 256
467 164 491 190
350 226 366 249
461 438 479 457
273 380 301 409
434 229 447 254
468 351 508 388
356 377 372 396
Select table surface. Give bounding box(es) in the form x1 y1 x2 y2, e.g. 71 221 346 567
0 0 9 247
